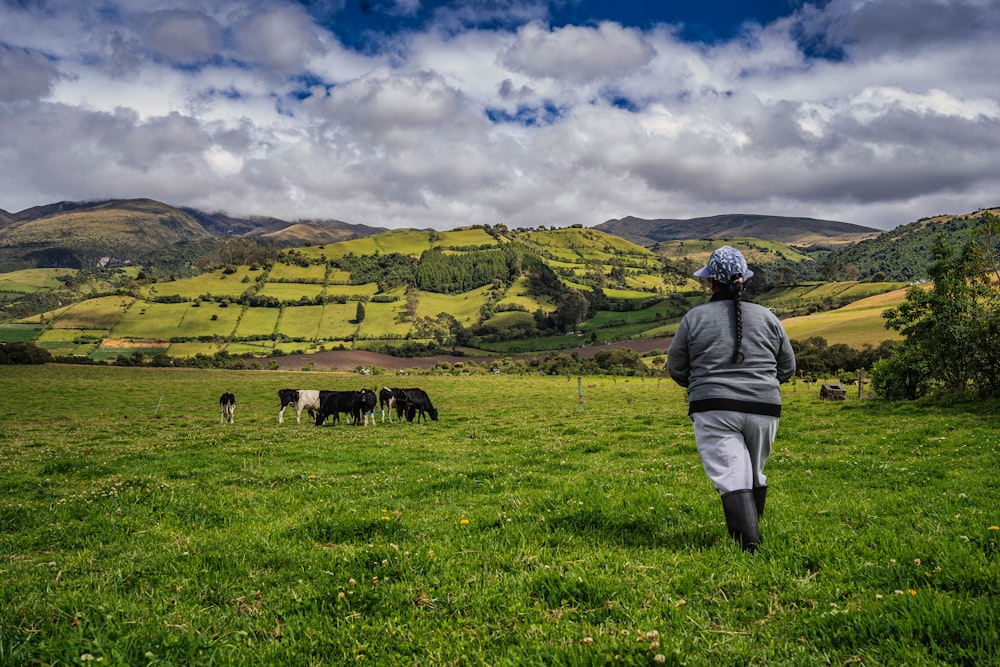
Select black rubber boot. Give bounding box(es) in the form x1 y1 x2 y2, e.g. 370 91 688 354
721 489 760 553
753 485 767 519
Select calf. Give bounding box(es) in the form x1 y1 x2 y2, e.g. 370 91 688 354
403 388 438 423
219 392 236 424
278 388 322 424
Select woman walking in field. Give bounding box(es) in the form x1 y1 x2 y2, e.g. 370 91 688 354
667 246 796 553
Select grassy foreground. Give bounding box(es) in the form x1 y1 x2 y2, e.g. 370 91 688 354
1 366 998 666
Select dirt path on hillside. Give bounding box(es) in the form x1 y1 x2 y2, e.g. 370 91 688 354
269 337 674 372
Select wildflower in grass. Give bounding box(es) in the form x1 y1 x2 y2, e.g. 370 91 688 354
348 578 356 587
461 519 469 525
989 525 999 531
581 637 594 646
338 591 346 600
914 559 921 566
908 589 917 596
654 655 666 664
890 559 896 565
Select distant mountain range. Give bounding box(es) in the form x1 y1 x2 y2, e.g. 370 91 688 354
2 198 997 284
0 198 386 269
594 214 881 247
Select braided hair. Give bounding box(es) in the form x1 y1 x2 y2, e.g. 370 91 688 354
727 276 745 364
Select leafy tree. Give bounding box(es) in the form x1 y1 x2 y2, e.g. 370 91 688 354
0 342 51 365
875 225 1000 398
552 290 589 332
356 301 366 324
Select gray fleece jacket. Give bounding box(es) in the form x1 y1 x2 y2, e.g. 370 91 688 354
667 294 796 416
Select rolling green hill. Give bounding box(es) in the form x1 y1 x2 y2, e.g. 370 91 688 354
2 204 996 362
824 207 1000 281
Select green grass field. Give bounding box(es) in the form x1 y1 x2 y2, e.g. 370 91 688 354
267 262 327 282
0 365 997 665
781 289 908 347
234 307 280 338
0 323 43 342
256 282 325 301
144 268 263 300
47 296 134 330
276 305 326 340
0 268 76 294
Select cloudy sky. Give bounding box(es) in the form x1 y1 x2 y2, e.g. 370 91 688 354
1 0 997 231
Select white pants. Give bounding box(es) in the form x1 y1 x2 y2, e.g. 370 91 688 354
691 411 778 494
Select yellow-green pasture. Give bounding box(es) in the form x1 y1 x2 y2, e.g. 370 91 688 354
602 287 656 301
417 285 492 325
257 282 325 300
225 340 276 357
625 274 667 291
47 295 133 330
167 341 225 357
654 238 813 265
109 301 191 339
34 327 101 356
434 228 498 247
142 267 263 300
354 299 411 338
781 289 908 347
481 310 534 331
314 302 365 340
276 305 325 339
300 228 443 260
267 262 327 282
496 275 554 312
326 268 351 283
0 268 75 294
760 281 906 309
325 282 379 298
234 307 280 337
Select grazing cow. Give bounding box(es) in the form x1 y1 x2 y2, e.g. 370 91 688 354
219 392 236 424
315 390 361 426
403 388 438 423
379 387 408 423
278 388 322 424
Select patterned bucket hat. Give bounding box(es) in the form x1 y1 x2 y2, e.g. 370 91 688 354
692 245 754 283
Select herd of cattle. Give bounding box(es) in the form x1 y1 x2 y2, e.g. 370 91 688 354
219 387 438 426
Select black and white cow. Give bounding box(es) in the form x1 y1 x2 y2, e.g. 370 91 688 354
219 392 236 424
379 387 408 423
278 388 322 424
356 388 378 425
403 388 438 423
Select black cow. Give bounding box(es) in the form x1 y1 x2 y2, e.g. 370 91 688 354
403 388 438 423
379 387 408 423
315 390 360 426
219 392 236 424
